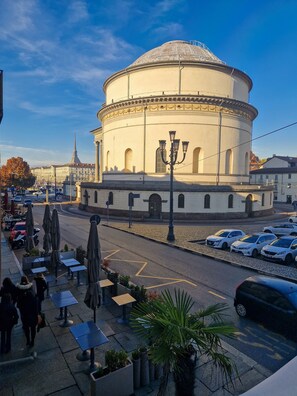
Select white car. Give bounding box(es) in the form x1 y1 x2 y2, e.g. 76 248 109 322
288 215 297 223
205 229 245 250
230 233 277 257
261 236 297 264
263 223 297 236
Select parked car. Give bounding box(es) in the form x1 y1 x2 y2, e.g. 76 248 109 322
263 223 297 236
9 221 26 242
230 233 277 257
23 199 33 207
288 215 297 223
261 236 297 264
12 195 23 203
234 275 297 337
205 229 245 250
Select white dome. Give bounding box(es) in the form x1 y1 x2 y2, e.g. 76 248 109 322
129 40 225 67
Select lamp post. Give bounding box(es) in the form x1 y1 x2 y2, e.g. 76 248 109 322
159 131 189 241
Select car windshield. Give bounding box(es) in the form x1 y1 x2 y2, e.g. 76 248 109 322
270 239 292 248
214 230 230 237
239 235 258 243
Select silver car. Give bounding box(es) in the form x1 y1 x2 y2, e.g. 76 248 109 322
205 229 245 250
263 223 297 237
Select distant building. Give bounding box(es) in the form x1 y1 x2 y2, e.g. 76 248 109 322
31 137 94 187
80 40 273 219
250 155 297 203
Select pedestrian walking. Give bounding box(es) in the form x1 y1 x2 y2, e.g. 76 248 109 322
0 277 17 305
34 273 47 313
16 276 38 347
0 293 19 353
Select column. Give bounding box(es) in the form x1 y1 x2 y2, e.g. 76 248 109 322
95 141 100 182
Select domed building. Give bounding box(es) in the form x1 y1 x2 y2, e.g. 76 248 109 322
80 40 273 219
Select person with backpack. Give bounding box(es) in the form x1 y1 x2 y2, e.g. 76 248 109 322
0 293 19 353
16 276 38 347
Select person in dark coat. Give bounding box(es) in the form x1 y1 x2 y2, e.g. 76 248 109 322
0 277 17 305
0 293 19 353
16 276 38 347
34 273 47 313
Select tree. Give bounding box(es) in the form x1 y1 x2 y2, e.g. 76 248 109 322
0 157 35 189
131 289 237 396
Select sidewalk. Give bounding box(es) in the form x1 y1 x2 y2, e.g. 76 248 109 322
0 230 277 396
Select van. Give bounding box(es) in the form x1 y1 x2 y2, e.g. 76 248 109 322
234 275 297 338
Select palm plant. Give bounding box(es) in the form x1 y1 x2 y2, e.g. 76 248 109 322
131 289 237 396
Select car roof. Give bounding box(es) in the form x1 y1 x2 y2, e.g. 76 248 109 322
217 229 242 232
14 222 26 226
278 236 297 240
244 276 297 295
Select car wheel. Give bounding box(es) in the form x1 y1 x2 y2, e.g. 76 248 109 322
284 254 293 265
236 304 247 317
222 242 228 250
264 230 272 233
291 232 297 236
289 219 293 223
251 249 258 258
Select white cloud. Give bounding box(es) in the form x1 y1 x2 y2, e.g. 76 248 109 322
67 0 89 23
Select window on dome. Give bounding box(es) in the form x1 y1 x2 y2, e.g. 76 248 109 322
125 149 133 172
94 191 98 204
228 194 233 209
193 147 203 173
225 149 233 175
156 148 166 173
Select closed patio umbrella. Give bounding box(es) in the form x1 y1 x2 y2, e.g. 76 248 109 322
84 216 102 323
50 208 60 278
42 204 52 255
25 204 35 253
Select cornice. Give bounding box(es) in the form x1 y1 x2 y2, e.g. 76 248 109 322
98 95 258 122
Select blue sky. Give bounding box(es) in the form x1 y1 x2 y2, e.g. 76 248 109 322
1 0 297 167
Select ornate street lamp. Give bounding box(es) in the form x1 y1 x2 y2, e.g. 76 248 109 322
159 131 189 241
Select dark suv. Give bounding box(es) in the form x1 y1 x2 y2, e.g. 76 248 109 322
234 276 297 337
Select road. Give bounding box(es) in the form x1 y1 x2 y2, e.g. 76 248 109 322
16 203 297 373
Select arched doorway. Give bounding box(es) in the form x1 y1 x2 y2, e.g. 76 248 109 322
149 194 162 219
245 194 253 216
84 189 89 206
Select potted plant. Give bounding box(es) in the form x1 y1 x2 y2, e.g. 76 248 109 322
76 245 86 264
131 285 148 306
22 247 41 270
131 348 141 389
90 349 133 396
117 275 131 295
131 289 238 396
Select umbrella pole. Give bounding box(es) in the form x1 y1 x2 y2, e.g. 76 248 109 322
93 308 96 323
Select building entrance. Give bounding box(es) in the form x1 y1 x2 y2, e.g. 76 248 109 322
149 194 162 219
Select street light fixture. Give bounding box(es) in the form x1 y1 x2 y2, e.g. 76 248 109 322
159 130 189 241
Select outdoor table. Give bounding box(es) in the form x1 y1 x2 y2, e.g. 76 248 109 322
99 279 114 304
70 320 109 372
44 274 55 298
70 265 87 286
112 293 136 324
61 258 81 277
51 290 78 327
31 266 48 274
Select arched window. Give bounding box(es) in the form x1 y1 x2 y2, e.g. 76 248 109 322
262 193 265 206
84 190 89 205
106 151 110 171
228 194 233 208
156 148 166 173
178 194 185 208
204 194 210 209
192 147 203 173
125 148 132 171
225 149 233 175
245 152 249 174
94 191 98 204
108 191 113 205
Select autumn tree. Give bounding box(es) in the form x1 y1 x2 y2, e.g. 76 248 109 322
0 157 35 189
